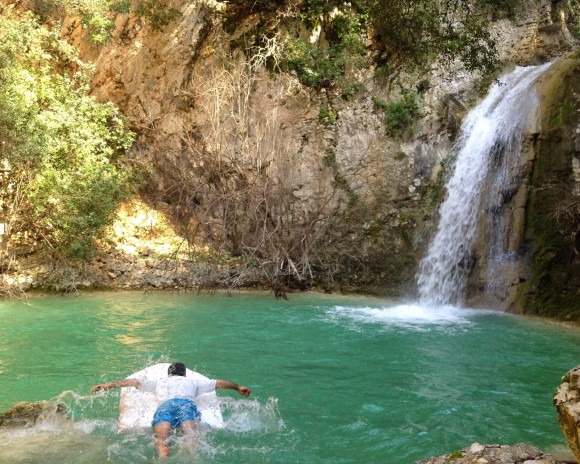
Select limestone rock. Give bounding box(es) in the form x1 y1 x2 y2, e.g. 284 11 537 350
0 401 69 429
554 366 580 462
2 0 578 299
518 52 580 318
61 0 575 299
416 443 560 464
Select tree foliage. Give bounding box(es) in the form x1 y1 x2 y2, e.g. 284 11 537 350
354 0 500 73
0 12 135 260
283 2 367 89
20 0 181 43
278 0 501 90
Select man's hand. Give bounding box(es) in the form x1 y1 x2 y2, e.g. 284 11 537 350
216 379 251 396
90 384 108 393
90 379 140 393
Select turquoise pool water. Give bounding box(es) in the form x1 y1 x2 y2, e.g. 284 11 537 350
0 291 578 463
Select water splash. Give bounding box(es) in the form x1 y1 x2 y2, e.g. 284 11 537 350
327 304 500 330
220 396 284 433
0 391 283 463
0 391 112 463
416 62 554 306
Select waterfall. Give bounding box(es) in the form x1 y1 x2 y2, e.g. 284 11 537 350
416 62 553 307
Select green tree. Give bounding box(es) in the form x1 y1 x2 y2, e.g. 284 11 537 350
0 12 135 259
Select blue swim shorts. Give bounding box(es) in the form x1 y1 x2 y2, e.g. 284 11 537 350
151 398 201 427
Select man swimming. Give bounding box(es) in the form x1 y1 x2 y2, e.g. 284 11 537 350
90 362 251 457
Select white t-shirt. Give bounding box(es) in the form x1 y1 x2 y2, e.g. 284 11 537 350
141 375 217 403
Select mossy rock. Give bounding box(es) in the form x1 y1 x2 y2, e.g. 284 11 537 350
0 400 69 428
520 53 580 320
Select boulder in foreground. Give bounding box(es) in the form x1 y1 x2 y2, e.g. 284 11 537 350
554 366 580 463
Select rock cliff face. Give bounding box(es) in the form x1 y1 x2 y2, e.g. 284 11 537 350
554 366 580 463
520 53 580 319
15 0 576 304
464 52 580 318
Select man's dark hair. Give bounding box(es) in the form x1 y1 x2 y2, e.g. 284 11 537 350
168 362 186 377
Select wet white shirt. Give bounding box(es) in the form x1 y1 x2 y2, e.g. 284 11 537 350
141 376 217 403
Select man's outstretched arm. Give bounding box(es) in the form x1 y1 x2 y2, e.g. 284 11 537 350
216 379 251 396
90 379 141 393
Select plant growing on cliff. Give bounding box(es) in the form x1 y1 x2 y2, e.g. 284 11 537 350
134 0 181 31
356 0 499 74
19 0 117 43
277 0 500 93
373 92 421 137
76 1 117 44
568 0 580 38
282 1 367 89
319 106 336 125
477 0 519 19
386 93 420 135
21 0 181 43
0 12 136 263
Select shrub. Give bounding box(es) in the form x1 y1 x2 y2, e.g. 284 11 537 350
373 93 420 136
0 13 136 259
23 0 65 22
80 10 116 44
284 39 346 88
476 0 520 19
319 106 336 125
383 93 420 137
355 0 499 74
134 0 181 31
282 1 366 88
323 149 336 166
110 0 131 14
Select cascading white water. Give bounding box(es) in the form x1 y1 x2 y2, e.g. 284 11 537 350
416 62 553 307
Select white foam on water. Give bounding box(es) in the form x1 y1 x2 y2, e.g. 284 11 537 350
219 396 284 433
327 303 501 329
0 423 111 463
73 418 116 434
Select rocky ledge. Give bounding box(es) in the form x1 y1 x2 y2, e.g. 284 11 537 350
416 443 571 464
1 199 265 295
0 400 69 428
